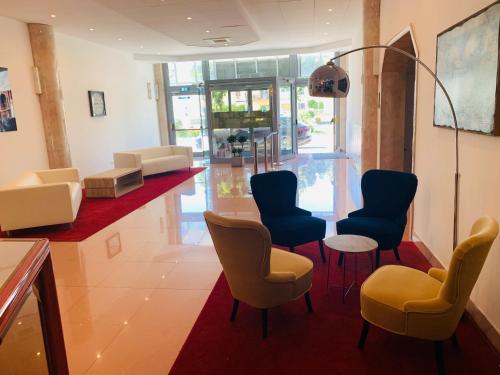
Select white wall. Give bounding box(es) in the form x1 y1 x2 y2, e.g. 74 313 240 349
380 0 500 333
55 33 160 178
0 16 48 184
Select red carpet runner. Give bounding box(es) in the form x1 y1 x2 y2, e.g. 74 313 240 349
170 241 499 375
0 168 205 242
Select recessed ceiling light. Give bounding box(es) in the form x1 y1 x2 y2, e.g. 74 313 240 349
205 30 210 33
328 8 333 12
324 32 328 36
89 28 95 31
50 14 56 18
186 17 193 20
140 45 144 49
224 43 228 46
325 21 330 25
117 38 122 41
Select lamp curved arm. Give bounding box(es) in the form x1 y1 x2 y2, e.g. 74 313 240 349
330 44 459 249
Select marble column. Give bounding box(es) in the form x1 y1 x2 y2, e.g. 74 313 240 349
361 0 380 172
154 64 170 146
28 23 72 169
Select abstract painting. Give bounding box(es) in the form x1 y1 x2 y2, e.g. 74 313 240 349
434 2 500 135
0 67 17 132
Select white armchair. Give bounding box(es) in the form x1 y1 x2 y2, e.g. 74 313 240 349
0 168 82 232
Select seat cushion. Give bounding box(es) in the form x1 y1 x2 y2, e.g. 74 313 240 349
264 215 326 247
270 248 313 299
361 265 442 334
142 155 189 176
336 216 401 250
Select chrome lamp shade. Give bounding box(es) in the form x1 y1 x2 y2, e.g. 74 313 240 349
308 61 350 98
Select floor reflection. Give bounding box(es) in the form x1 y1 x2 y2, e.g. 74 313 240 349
50 156 361 375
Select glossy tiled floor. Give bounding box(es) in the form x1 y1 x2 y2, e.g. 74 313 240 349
50 155 360 375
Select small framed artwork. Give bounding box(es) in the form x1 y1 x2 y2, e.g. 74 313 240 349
0 67 17 132
88 90 106 117
434 2 500 135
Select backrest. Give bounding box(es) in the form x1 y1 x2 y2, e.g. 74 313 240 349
133 146 173 159
439 217 498 311
203 211 271 299
361 169 418 219
250 171 297 218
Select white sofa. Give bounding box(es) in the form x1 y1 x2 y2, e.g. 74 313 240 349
113 146 193 176
0 168 82 232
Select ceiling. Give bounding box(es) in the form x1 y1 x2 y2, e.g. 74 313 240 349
0 0 361 60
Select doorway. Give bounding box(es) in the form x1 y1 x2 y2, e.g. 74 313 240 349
380 31 416 172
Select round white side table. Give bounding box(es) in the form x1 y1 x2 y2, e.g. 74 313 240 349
324 234 378 303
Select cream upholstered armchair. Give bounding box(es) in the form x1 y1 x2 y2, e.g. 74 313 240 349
358 216 498 374
203 211 314 338
0 168 82 233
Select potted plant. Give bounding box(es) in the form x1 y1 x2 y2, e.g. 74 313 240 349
227 134 247 167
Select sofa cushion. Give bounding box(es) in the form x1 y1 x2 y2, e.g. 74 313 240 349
142 155 189 176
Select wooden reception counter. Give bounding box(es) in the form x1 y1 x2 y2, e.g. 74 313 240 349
0 239 68 374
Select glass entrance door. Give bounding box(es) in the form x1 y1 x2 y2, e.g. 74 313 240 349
168 86 208 157
277 79 296 160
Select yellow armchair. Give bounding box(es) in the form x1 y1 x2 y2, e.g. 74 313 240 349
358 216 498 374
203 211 314 338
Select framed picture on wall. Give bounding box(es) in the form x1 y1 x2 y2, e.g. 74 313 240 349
433 1 500 135
88 90 106 117
0 67 17 132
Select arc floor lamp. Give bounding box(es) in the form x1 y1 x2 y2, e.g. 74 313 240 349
309 45 460 249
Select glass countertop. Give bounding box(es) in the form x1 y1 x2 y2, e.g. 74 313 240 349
0 241 37 292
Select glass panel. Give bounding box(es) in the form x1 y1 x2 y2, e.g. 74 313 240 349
0 292 49 375
279 85 293 156
215 61 236 79
296 84 334 153
257 58 277 77
212 128 252 158
211 90 229 112
230 91 248 112
299 53 322 78
278 56 291 77
175 130 203 153
252 89 270 112
168 61 202 85
236 59 256 78
171 94 207 153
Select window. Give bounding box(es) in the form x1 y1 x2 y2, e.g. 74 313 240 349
230 91 249 111
236 59 257 78
168 61 203 85
298 51 334 78
209 56 292 80
211 90 229 112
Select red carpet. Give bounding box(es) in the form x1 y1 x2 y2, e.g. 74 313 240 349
0 168 205 242
170 242 499 375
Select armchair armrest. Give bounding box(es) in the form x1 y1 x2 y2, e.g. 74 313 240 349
0 183 75 231
348 208 369 218
428 267 448 283
170 146 193 166
292 207 312 216
35 168 80 183
404 297 452 314
265 272 297 283
113 152 142 169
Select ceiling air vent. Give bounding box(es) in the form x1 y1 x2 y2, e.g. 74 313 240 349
204 37 232 46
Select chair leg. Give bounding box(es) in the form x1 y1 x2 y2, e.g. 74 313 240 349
304 291 313 313
450 333 459 348
318 240 326 263
435 341 445 375
261 309 268 339
337 252 344 266
358 320 370 349
393 247 401 262
289 246 295 253
375 249 381 269
230 299 239 322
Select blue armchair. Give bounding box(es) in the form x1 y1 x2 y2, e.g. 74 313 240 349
250 170 327 262
336 169 418 268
